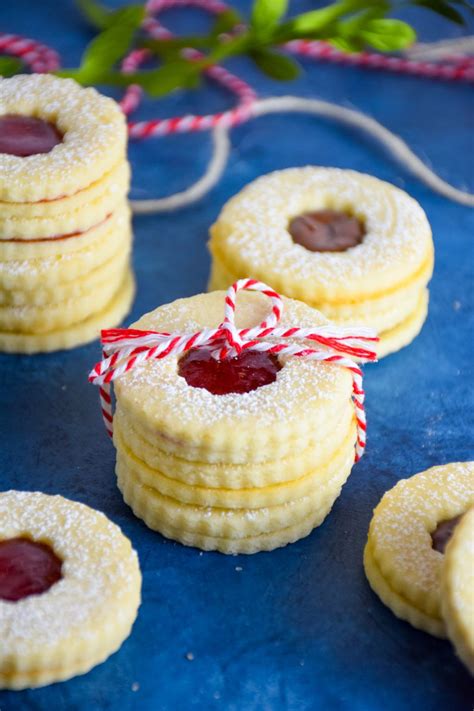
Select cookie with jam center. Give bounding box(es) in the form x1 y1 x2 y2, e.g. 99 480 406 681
208 167 434 358
364 462 474 637
0 490 141 690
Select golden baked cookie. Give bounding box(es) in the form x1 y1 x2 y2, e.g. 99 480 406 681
0 219 131 299
0 490 141 690
0 206 130 262
114 416 356 509
364 462 474 637
209 167 434 357
442 506 474 674
0 249 129 333
0 161 130 240
113 402 355 488
0 268 134 353
116 448 354 551
0 75 126 202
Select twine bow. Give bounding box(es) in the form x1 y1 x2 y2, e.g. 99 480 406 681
89 278 378 461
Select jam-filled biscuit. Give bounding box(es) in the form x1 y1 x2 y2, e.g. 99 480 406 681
364 462 474 637
208 167 434 358
112 290 360 554
0 75 126 203
442 506 474 674
0 491 141 689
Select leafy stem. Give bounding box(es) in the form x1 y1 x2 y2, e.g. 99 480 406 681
2 0 471 96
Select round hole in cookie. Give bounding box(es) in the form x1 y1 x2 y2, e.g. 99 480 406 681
288 209 365 253
0 114 63 157
0 536 63 601
178 348 282 395
430 514 463 554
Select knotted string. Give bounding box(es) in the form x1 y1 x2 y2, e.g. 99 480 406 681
89 278 378 461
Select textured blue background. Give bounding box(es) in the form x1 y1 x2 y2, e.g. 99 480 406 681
0 1 473 709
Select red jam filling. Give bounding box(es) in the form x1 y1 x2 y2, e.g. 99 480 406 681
0 114 63 157
0 537 63 601
288 209 365 252
431 515 463 554
178 348 282 395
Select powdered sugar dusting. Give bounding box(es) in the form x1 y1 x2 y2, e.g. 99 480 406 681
0 75 126 201
371 462 474 597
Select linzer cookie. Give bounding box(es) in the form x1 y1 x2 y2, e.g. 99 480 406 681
0 74 134 353
442 506 474 674
0 490 141 689
89 279 377 554
364 462 474 637
208 167 434 358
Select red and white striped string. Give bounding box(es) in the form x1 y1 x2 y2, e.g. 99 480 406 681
120 0 474 138
122 0 257 134
0 33 60 73
1 8 473 207
285 39 474 83
89 278 378 462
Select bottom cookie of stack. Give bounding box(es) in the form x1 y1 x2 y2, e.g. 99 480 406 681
114 416 357 554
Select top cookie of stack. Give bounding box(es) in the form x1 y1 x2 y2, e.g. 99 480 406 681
0 74 134 353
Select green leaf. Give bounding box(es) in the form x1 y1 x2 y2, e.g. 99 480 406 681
76 0 111 29
250 48 301 79
273 2 359 42
141 35 214 57
360 19 416 51
329 36 365 52
0 56 22 77
211 8 242 36
412 1 465 24
123 59 203 97
251 0 288 35
337 3 390 35
77 5 145 82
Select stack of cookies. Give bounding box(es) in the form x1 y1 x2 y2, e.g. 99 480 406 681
209 167 434 358
0 74 134 353
111 289 359 554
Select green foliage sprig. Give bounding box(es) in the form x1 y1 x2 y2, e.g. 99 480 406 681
3 0 473 95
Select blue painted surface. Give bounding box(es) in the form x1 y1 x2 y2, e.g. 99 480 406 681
0 1 473 709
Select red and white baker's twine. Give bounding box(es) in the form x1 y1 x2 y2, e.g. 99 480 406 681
1 0 473 138
89 279 378 462
285 39 474 83
2 5 473 207
122 0 257 133
0 33 60 73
